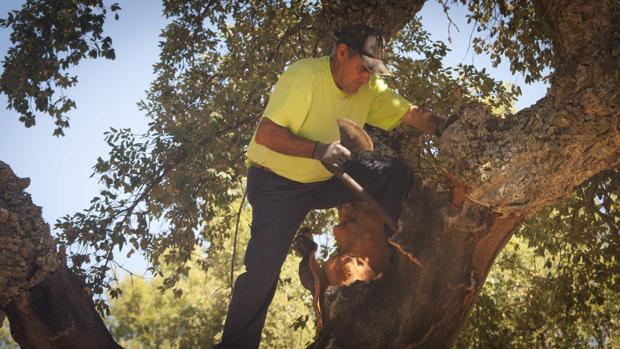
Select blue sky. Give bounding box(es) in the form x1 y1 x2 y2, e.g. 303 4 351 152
0 1 547 276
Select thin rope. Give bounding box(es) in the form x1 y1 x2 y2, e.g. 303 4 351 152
230 188 248 296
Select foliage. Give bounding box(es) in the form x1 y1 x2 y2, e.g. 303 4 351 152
391 17 520 114
0 324 18 349
456 168 620 348
106 202 316 348
451 0 554 83
385 16 520 164
0 0 120 136
0 1 521 308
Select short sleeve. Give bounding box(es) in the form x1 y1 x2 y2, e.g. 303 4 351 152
262 63 313 133
366 76 411 131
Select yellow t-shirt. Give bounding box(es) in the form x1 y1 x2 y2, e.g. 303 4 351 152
246 56 410 183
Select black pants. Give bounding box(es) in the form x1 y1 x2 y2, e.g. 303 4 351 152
215 158 413 349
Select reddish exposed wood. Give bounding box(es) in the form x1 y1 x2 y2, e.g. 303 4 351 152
472 213 523 284
295 227 328 336
325 203 391 286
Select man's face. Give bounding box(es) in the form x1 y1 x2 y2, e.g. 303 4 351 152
334 45 372 95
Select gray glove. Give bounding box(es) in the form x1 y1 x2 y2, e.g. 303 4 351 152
312 141 351 167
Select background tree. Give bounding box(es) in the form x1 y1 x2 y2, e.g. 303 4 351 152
0 326 18 349
1 0 618 348
455 169 620 348
0 0 120 136
106 204 316 348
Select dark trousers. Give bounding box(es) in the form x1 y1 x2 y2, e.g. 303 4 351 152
215 158 413 349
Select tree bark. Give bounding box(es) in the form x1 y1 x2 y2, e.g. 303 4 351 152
0 161 122 349
309 0 620 348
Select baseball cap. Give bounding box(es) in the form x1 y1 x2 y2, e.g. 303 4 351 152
335 24 392 77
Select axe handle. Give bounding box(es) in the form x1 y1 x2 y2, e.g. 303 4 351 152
333 169 400 233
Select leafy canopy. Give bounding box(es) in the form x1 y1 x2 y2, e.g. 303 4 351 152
0 0 120 136
41 1 518 310
106 205 316 348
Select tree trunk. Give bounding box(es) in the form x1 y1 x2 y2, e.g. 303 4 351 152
0 161 121 349
310 0 620 348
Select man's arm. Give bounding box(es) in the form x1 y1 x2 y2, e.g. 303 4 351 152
400 105 442 135
255 117 351 166
255 117 316 158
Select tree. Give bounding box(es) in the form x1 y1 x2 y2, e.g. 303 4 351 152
454 177 620 348
0 325 18 349
0 161 122 348
0 0 120 136
106 204 316 348
1 0 618 348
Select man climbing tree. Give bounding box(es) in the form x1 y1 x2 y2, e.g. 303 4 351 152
216 23 446 348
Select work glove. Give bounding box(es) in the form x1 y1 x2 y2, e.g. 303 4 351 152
312 140 351 168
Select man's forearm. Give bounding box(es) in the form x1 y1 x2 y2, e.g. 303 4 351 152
254 117 317 158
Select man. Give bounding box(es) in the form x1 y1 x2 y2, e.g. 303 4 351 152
216 24 445 348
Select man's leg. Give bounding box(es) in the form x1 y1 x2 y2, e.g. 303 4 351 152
216 168 312 349
311 158 413 222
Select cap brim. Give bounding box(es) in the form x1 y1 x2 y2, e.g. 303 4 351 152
360 54 393 77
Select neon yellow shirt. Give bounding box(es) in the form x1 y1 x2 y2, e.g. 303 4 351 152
246 56 410 183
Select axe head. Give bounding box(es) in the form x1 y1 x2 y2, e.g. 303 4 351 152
337 119 373 151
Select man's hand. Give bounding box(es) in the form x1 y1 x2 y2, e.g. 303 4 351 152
401 106 438 134
313 141 351 167
401 105 457 137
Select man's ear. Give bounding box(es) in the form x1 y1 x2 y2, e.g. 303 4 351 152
336 43 348 62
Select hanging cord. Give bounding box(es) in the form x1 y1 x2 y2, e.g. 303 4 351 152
230 188 248 296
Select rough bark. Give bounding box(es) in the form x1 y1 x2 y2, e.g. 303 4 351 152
307 0 620 348
0 161 122 349
440 0 620 217
312 179 523 349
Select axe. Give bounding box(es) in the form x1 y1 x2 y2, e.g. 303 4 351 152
326 119 400 233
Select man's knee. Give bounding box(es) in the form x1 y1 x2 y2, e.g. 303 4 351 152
394 158 412 175
243 241 289 273
387 158 412 184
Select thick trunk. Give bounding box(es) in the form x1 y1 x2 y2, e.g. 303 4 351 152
0 161 121 349
313 182 522 349
309 0 620 348
440 0 620 217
